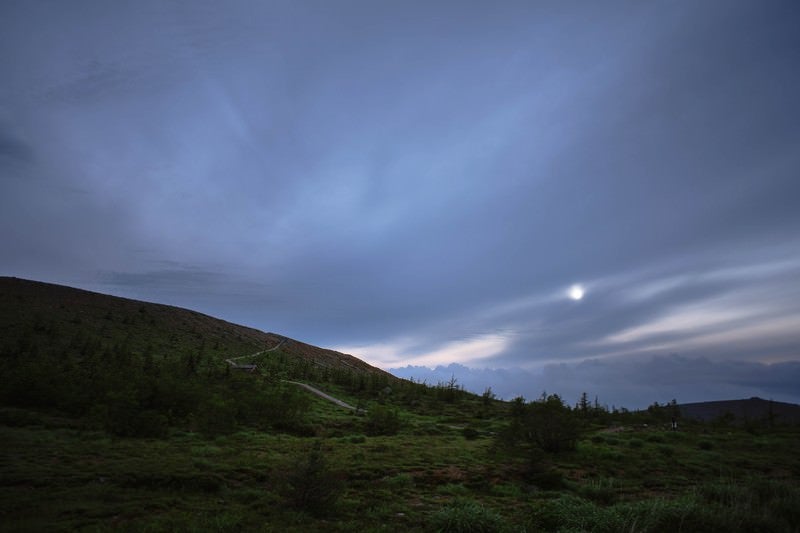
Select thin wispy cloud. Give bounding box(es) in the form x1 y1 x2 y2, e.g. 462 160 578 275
1 0 798 407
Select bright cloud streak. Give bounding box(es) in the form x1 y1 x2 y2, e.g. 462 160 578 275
603 306 758 345
334 332 512 369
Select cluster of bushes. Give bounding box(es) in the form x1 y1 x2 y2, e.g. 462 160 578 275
365 404 402 436
500 394 582 456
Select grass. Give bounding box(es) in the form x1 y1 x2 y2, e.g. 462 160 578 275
1 278 799 531
2 404 799 531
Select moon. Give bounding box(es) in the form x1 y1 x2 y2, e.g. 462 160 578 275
568 284 585 301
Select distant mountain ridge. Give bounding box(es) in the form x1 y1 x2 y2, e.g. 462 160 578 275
0 276 390 378
679 397 800 424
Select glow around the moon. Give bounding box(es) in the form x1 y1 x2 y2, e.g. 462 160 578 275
568 284 585 300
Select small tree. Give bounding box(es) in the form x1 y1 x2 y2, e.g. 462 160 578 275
482 387 496 406
578 392 590 416
284 443 344 515
500 394 580 455
528 394 580 453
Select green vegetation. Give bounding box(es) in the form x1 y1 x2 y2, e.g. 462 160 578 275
1 278 799 531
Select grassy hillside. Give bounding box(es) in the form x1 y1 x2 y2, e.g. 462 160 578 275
1 277 799 531
0 276 388 376
0 276 398 434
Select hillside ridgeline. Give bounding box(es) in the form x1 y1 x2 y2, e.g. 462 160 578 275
0 276 387 376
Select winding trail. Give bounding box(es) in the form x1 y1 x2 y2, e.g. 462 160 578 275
225 342 362 411
225 341 284 368
283 381 359 411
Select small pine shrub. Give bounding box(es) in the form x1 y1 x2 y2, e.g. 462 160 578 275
284 444 344 516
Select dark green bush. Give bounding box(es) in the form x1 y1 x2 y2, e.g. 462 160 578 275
365 404 401 436
283 444 344 516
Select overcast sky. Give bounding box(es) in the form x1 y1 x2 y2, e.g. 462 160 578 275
2 1 799 408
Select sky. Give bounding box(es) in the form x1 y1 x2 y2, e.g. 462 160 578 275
2 0 799 409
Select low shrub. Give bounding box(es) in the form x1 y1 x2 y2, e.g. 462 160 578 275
698 440 714 451
529 469 566 490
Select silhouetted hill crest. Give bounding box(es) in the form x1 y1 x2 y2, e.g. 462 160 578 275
0 276 389 377
679 396 800 424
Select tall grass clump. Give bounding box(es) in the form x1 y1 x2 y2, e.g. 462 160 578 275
527 494 624 532
696 477 800 531
578 477 618 504
430 499 504 533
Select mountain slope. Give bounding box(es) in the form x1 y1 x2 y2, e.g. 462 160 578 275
679 397 800 424
0 276 387 377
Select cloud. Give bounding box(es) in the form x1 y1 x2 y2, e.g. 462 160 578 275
391 356 800 410
334 332 512 369
1 1 799 408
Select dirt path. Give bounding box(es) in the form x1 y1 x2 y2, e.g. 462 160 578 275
283 380 359 411
225 343 360 411
225 341 284 367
